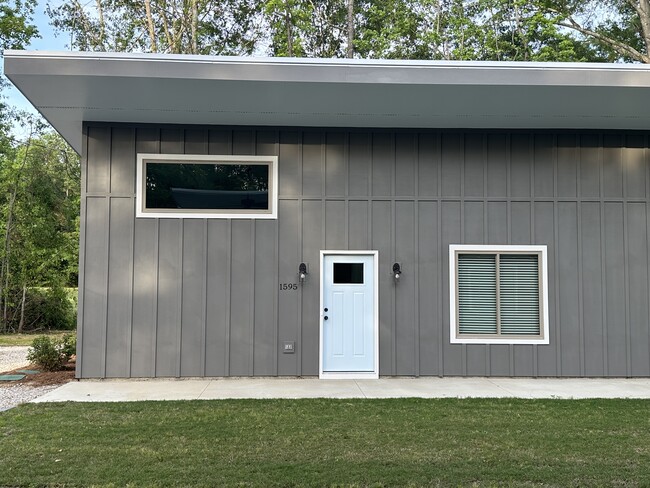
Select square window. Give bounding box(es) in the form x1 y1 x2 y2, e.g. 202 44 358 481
449 245 549 345
333 263 364 284
136 154 278 219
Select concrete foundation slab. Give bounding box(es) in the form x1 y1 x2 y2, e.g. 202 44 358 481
488 377 650 399
32 379 212 402
30 377 650 404
200 378 364 399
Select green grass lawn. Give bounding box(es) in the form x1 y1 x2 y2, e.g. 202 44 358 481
0 331 72 346
2 399 650 487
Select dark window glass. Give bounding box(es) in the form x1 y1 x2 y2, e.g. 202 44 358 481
333 263 364 284
145 162 269 210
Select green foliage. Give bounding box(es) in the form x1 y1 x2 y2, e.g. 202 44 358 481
260 0 620 62
1 3 49 333
0 126 80 332
353 0 609 61
59 331 76 358
263 0 312 57
11 132 80 285
26 333 75 371
25 335 60 371
538 0 649 62
0 0 39 51
2 399 650 485
0 0 40 144
43 0 650 63
20 287 77 331
47 0 262 55
291 1 348 57
355 0 427 59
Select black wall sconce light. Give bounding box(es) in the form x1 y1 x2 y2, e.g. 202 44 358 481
299 263 308 283
393 263 402 282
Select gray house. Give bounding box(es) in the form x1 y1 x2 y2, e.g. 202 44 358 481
5 51 650 378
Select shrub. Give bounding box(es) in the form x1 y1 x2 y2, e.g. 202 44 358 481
59 333 77 359
0 286 77 333
27 334 76 371
22 286 77 331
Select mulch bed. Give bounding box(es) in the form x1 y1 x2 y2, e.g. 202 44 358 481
0 362 76 386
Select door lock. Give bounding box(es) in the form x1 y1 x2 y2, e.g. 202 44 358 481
324 316 328 320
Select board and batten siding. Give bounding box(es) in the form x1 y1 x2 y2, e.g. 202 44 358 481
77 124 650 378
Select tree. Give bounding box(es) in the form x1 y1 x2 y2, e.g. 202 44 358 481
352 0 606 61
46 0 648 63
0 0 39 130
354 0 427 59
0 0 38 51
0 123 80 332
263 0 349 57
461 0 608 62
261 0 608 62
263 0 312 57
0 2 42 331
346 0 354 57
47 0 261 54
540 0 650 63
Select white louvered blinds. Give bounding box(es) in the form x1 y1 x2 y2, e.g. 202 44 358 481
458 254 497 334
499 254 540 335
457 252 541 337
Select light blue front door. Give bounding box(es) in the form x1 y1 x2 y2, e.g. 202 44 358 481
322 254 375 372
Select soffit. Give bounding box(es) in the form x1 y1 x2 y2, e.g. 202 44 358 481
5 51 650 153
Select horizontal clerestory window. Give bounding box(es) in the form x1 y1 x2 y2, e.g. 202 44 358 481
449 245 549 345
136 154 278 219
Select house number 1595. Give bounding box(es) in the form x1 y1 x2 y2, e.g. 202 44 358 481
279 283 298 291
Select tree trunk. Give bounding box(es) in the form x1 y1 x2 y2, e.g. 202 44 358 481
560 15 650 63
347 0 354 58
96 0 105 48
2 252 9 328
191 0 198 54
17 284 26 333
286 1 293 57
0 125 34 332
557 0 650 64
513 2 528 60
144 0 157 52
160 0 174 51
0 191 16 332
639 0 650 58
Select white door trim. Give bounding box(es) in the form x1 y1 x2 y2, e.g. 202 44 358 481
319 250 379 379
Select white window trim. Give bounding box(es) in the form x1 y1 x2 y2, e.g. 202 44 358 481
449 244 549 345
136 153 278 219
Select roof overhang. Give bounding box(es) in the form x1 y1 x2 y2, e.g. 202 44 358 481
5 50 650 153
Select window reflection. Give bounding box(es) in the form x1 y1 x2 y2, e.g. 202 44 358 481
145 162 269 210
333 263 364 284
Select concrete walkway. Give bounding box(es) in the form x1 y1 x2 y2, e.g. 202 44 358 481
31 377 650 403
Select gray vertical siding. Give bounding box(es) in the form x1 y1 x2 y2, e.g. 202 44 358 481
78 125 650 378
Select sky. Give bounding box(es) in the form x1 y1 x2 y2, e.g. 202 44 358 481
4 0 68 115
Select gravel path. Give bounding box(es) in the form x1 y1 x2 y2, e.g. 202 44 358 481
0 346 30 372
0 384 61 411
0 346 60 412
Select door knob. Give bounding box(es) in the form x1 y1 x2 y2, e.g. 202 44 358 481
324 307 328 312
324 316 328 320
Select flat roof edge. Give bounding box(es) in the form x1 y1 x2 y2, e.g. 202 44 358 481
5 49 650 73
6 50 650 152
